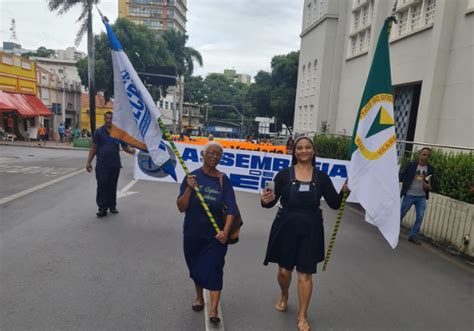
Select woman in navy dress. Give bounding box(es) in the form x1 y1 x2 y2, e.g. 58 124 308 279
177 141 237 325
261 137 349 331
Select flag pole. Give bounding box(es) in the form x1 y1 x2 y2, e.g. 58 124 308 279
322 191 349 271
156 117 220 234
322 15 397 271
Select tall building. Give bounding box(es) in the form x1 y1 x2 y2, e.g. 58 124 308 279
294 0 473 148
210 69 252 86
118 0 187 34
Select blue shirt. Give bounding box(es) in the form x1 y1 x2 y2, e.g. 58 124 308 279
93 125 125 168
58 125 65 134
179 168 237 239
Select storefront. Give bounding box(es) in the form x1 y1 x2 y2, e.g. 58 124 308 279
0 90 53 140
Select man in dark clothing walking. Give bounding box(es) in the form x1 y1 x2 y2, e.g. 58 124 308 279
86 112 135 217
399 147 435 245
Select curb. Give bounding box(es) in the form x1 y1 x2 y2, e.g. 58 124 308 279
0 142 89 151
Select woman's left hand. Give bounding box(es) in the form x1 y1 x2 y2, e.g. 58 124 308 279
342 180 350 193
215 231 228 244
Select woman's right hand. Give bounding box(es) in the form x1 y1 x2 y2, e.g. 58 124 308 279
260 189 276 205
186 175 198 190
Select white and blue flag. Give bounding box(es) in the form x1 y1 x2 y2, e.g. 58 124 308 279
103 19 176 180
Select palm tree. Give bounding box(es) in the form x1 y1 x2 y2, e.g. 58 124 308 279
162 30 203 132
48 0 100 134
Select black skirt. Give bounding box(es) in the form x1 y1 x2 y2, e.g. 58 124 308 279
264 209 324 274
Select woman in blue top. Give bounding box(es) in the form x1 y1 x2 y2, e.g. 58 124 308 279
177 141 237 325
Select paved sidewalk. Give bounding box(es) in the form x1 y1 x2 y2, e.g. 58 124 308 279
0 139 89 150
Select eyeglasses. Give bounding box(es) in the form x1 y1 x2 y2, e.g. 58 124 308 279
205 151 222 159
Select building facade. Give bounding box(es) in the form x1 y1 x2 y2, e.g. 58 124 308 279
294 0 473 148
33 57 82 132
118 0 187 34
0 52 52 140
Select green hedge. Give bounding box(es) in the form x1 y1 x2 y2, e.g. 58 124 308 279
313 134 351 161
313 134 474 204
413 149 473 204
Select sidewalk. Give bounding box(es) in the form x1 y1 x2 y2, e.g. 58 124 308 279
0 139 89 150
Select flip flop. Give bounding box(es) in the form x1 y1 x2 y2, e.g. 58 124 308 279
275 302 287 312
297 319 311 331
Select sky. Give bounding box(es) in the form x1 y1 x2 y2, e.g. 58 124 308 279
0 0 303 79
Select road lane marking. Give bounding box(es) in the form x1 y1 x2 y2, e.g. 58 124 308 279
204 290 225 331
117 179 139 199
0 169 86 205
0 164 78 176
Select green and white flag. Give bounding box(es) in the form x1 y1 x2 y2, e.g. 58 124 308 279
348 19 400 248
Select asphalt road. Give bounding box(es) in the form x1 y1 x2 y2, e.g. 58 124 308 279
1 146 472 331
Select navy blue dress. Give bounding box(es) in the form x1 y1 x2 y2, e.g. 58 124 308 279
179 168 237 291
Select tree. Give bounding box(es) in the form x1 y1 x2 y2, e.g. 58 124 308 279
161 30 203 131
246 51 299 130
248 71 273 117
48 0 100 133
22 46 56 59
77 18 174 101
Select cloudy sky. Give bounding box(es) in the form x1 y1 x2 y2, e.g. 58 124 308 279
0 0 303 79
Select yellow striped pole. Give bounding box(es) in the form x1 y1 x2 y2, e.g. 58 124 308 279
157 118 220 234
322 191 349 271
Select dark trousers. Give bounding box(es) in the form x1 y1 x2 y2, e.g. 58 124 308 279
95 167 120 212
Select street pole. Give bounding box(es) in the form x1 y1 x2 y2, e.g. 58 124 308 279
61 76 66 126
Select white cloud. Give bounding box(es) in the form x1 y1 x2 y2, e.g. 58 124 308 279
0 0 303 79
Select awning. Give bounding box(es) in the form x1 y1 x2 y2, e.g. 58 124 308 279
24 94 53 117
0 91 53 117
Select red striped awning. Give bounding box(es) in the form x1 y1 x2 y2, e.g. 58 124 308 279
0 91 53 117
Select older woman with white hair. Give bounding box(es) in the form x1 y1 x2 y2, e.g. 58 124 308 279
177 141 237 325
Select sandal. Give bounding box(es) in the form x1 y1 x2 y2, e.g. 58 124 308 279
209 316 221 324
297 319 310 331
192 301 204 312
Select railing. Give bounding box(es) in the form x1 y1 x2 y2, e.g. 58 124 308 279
274 130 474 258
402 193 474 258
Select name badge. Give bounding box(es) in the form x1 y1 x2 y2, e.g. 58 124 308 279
299 183 310 192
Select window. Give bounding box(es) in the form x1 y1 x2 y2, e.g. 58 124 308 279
359 32 366 52
313 0 319 20
21 60 31 70
393 0 436 39
410 4 422 30
351 36 358 55
354 11 360 30
425 0 436 25
361 6 368 27
165 101 169 109
300 65 306 95
312 60 318 94
306 62 311 94
159 100 164 108
2 54 13 65
398 10 409 35
307 3 312 27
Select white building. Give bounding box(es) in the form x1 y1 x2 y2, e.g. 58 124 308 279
294 0 474 148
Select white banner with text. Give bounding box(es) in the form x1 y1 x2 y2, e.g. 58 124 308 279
133 142 356 202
